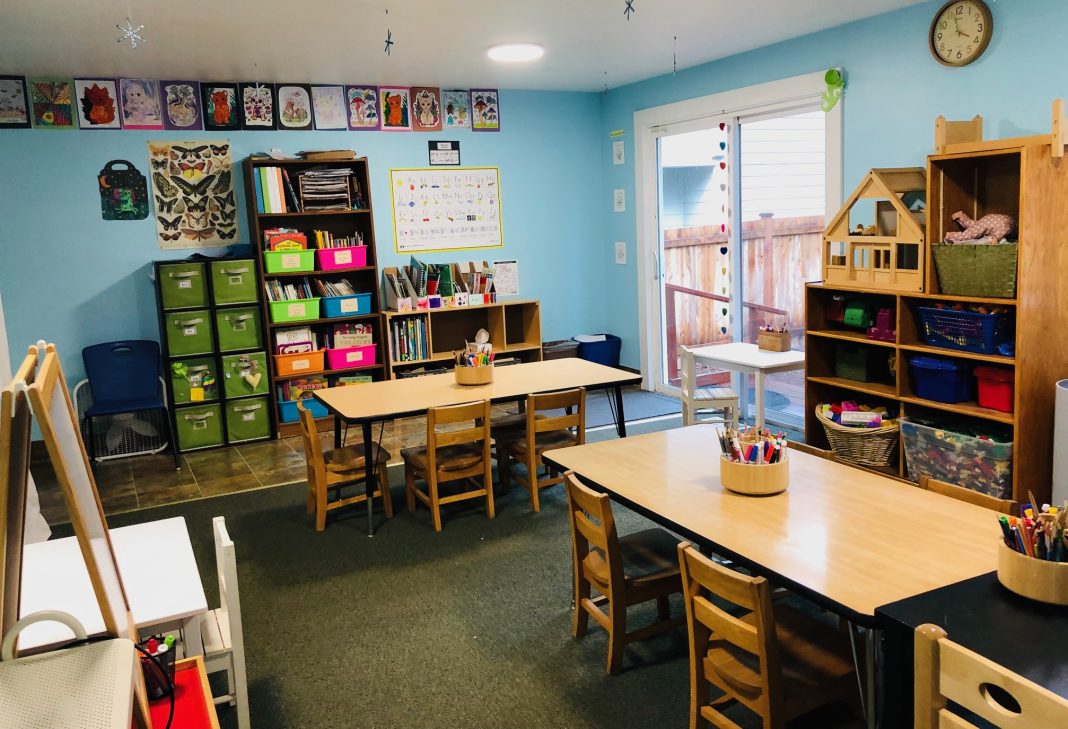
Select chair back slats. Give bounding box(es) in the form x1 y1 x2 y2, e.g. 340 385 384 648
533 413 581 434
920 476 1018 515
427 400 490 463
679 346 697 399
212 517 242 646
529 388 585 437
574 509 610 553
296 399 326 486
565 474 623 582
693 595 761 655
432 400 489 425
435 424 486 448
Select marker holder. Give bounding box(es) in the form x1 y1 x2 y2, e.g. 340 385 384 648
719 453 789 496
997 539 1068 606
455 362 494 386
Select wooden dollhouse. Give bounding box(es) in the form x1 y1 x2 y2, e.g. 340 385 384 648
822 168 927 293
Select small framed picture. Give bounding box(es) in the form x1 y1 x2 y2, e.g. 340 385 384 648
470 89 500 132
277 84 313 130
345 85 380 130
119 78 163 130
411 86 442 133
160 80 203 130
240 82 276 129
311 85 347 130
74 78 120 129
379 86 411 131
201 82 240 130
442 89 470 130
0 75 31 129
28 77 75 130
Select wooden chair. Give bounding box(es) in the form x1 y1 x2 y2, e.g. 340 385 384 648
919 475 1018 515
677 541 859 729
296 398 392 531
564 473 683 674
403 400 494 532
915 623 1068 728
496 388 585 512
679 345 739 428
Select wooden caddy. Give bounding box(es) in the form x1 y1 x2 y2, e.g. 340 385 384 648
719 454 789 496
997 541 1068 606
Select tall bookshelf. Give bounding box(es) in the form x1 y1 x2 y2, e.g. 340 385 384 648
242 155 387 437
805 140 1068 505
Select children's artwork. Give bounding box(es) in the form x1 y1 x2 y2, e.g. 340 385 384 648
379 87 411 131
277 84 313 130
411 86 442 133
344 85 379 130
28 77 75 129
390 167 503 252
470 89 500 132
239 82 275 129
74 78 120 129
200 82 240 130
311 85 347 130
160 80 203 130
148 140 237 249
98 160 149 220
442 89 469 130
0 75 30 129
118 79 162 130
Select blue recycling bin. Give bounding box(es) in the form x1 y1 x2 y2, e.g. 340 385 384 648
574 334 622 368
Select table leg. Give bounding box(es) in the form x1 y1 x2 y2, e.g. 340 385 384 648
866 627 880 729
181 614 203 658
613 386 627 438
334 414 342 449
363 421 376 537
754 371 766 430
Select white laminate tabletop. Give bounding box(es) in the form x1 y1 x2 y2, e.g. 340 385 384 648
689 342 806 371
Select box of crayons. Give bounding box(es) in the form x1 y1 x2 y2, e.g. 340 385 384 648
996 499 1068 606
717 427 789 496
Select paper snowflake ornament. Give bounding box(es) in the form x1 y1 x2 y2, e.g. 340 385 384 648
116 17 146 48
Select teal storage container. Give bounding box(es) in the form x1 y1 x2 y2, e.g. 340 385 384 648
321 293 372 318
215 307 264 352
225 396 271 443
175 403 224 451
278 397 329 423
159 262 208 310
210 260 259 305
169 356 219 405
164 309 214 356
221 352 269 399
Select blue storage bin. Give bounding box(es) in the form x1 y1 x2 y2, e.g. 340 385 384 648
575 334 622 368
909 356 972 404
278 397 330 423
916 307 1012 355
321 293 372 319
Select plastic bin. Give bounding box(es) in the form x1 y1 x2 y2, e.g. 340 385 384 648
974 366 1015 413
175 403 223 451
575 334 621 368
325 344 376 370
224 397 271 443
268 298 320 323
209 260 258 305
221 352 269 399
164 310 214 357
917 306 1012 355
278 396 329 423
909 356 972 404
169 357 217 405
264 250 315 274
321 293 371 318
158 262 208 310
835 342 889 383
215 307 263 352
273 350 324 377
316 246 367 271
901 417 1014 498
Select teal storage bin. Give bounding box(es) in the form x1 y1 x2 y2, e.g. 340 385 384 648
221 352 269 399
225 397 271 443
322 293 372 318
264 250 315 274
159 262 208 310
210 260 258 305
175 403 224 451
278 397 329 423
215 307 263 352
169 356 218 405
165 309 214 356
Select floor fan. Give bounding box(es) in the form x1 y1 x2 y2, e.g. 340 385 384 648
74 378 169 461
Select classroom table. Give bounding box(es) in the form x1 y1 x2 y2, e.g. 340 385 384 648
543 424 998 729
877 572 1068 728
688 342 805 429
315 358 641 536
19 516 208 655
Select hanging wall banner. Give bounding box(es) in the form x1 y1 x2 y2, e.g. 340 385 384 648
390 167 502 253
148 140 236 249
98 160 149 220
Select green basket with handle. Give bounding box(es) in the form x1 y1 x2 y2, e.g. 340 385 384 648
931 242 1018 299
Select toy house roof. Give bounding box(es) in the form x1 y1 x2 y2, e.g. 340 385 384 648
824 167 927 241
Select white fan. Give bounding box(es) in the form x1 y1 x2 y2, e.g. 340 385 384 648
74 379 169 461
103 412 160 452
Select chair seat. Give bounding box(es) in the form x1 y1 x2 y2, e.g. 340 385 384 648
583 528 681 587
502 429 577 456
197 608 233 656
85 397 165 418
324 443 390 473
691 387 738 404
402 443 484 472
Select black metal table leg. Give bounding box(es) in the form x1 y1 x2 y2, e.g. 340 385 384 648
334 414 342 449
613 385 627 438
363 420 376 537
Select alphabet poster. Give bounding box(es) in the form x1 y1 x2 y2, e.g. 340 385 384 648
390 167 503 253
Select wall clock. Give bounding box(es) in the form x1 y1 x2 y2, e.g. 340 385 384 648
930 0 993 67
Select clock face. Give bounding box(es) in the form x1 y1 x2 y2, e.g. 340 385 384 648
931 0 992 66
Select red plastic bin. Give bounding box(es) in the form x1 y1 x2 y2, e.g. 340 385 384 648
325 344 377 369
974 366 1014 413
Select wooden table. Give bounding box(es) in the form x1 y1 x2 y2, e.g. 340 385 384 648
315 358 641 535
688 342 805 429
19 517 208 655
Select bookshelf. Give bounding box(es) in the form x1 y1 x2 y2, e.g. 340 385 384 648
242 155 387 437
384 299 543 379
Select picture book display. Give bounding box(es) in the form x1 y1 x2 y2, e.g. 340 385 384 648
390 167 503 252
148 140 237 248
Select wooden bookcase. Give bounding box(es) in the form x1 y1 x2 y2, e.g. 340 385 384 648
805 141 1068 505
383 299 542 379
242 156 387 437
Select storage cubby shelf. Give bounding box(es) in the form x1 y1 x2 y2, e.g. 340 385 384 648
806 330 897 348
897 343 1014 366
806 376 897 400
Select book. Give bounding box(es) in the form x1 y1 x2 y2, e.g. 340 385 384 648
281 168 302 212
337 375 372 386
257 168 268 213
298 150 356 161
264 228 307 251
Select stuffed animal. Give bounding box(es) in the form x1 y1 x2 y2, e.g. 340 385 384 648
944 211 1016 242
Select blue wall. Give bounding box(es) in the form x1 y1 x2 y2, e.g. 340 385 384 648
0 89 604 383
600 0 1068 367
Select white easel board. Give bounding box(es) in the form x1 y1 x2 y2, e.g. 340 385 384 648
390 167 503 253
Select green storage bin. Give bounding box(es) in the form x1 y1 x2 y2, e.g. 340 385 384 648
159 262 208 310
835 341 891 383
225 396 271 443
169 357 219 405
165 309 214 356
175 403 223 451
215 307 263 352
221 352 269 399
210 260 259 305
264 250 315 274
268 298 320 323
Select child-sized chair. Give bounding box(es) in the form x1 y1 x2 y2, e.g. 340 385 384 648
678 345 738 428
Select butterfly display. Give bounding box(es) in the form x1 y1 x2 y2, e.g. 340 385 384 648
213 171 231 194
158 214 181 231
161 231 182 241
217 227 237 239
149 140 235 249
184 211 209 227
155 195 177 213
182 227 216 240
185 196 209 213
213 191 234 208
210 143 229 156
152 171 178 198
216 208 236 223
173 174 216 197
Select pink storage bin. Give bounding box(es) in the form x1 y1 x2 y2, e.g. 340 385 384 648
325 344 377 369
316 246 368 271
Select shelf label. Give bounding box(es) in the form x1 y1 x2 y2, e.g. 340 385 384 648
182 326 197 336
242 412 256 422
292 359 310 371
178 279 192 289
340 298 359 313
346 350 364 363
281 254 301 269
334 250 352 265
287 303 306 317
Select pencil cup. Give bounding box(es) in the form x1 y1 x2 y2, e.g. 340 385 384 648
455 363 494 386
719 454 789 496
996 540 1068 606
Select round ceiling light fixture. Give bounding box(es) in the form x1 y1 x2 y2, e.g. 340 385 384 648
487 43 544 63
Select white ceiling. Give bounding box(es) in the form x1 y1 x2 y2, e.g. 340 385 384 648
0 0 925 92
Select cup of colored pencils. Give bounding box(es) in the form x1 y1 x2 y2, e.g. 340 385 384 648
454 344 495 386
717 426 789 496
996 498 1068 606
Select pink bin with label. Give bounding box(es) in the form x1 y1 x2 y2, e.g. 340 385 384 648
317 246 367 271
326 344 377 369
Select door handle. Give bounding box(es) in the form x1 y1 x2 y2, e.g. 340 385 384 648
652 249 660 281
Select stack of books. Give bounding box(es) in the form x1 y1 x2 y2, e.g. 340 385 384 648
298 167 353 210
255 166 301 213
390 317 429 362
264 277 313 302
312 278 356 297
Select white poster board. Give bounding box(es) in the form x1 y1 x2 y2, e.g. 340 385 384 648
391 167 503 253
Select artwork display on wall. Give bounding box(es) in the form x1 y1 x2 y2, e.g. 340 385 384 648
239 82 275 129
148 140 237 249
74 78 120 129
380 86 411 131
160 80 203 131
311 85 347 130
201 82 240 130
28 77 75 130
470 89 500 132
442 89 470 130
277 84 313 130
390 167 503 252
345 85 379 130
411 86 442 133
98 160 149 220
118 79 163 130
0 75 30 129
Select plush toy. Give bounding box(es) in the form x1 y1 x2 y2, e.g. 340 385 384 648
944 211 1016 242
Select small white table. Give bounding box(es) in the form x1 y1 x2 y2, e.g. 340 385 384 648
19 516 208 655
689 342 805 429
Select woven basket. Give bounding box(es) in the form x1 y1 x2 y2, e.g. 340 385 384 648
815 407 899 468
931 242 1018 298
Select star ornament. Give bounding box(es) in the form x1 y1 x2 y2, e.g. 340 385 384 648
384 29 394 55
116 17 146 48
624 0 635 20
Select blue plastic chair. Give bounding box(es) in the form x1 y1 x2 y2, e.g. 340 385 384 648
82 340 180 469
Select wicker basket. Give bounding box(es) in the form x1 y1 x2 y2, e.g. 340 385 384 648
815 407 899 468
931 242 1018 298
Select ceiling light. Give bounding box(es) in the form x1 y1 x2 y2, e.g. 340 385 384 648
487 43 544 63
